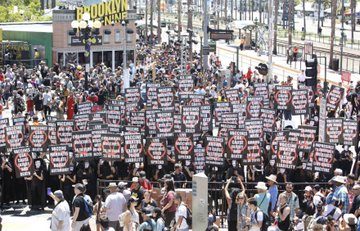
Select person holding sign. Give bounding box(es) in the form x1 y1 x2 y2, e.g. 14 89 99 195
25 157 46 210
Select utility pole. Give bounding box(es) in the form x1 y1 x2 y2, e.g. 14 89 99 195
268 0 273 82
188 0 193 61
157 0 161 44
203 0 209 70
230 0 233 21
145 0 148 43
178 0 181 40
317 0 321 35
150 0 154 45
340 0 345 73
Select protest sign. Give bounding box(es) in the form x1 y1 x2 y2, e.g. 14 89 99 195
91 111 107 124
214 102 231 126
72 131 93 160
157 87 174 111
181 106 200 133
246 96 263 119
145 138 167 165
173 114 182 134
200 105 212 131
48 121 57 145
260 108 276 133
106 110 121 125
29 126 49 152
220 113 239 126
56 121 74 146
174 133 194 161
77 102 92 114
342 120 358 146
225 89 240 103
270 131 289 156
291 89 309 115
5 125 24 152
49 145 71 175
276 142 298 169
0 118 9 152
243 138 262 165
226 130 248 159
194 147 206 173
310 142 334 173
74 114 90 131
298 126 317 152
205 136 225 166
124 133 143 163
287 130 301 144
155 111 174 138
245 119 264 141
218 123 237 137
146 83 160 108
88 122 108 130
123 126 141 135
254 82 269 107
274 85 292 110
101 134 122 160
12 116 26 126
325 118 343 144
326 85 344 111
178 78 194 95
187 94 206 106
12 147 33 178
92 129 108 158
145 109 160 136
299 85 315 107
130 112 145 135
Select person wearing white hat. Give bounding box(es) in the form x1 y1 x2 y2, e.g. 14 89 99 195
102 182 127 231
301 186 315 216
254 182 271 216
340 213 357 230
266 174 278 214
332 175 350 214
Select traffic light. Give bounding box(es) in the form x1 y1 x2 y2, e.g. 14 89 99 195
305 58 317 87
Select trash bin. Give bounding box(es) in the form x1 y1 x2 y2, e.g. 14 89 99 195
332 59 339 71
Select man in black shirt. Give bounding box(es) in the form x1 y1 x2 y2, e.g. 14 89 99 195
350 184 360 215
171 164 187 188
71 183 91 231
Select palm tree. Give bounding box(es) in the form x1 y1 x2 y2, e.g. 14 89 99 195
273 0 279 55
329 0 337 69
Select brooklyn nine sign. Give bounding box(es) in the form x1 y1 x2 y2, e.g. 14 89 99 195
76 0 128 26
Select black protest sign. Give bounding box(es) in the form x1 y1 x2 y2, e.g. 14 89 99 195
0 118 9 152
174 114 182 133
274 85 293 110
205 136 225 166
231 102 247 129
310 142 335 173
174 133 194 161
157 87 174 111
90 111 107 124
56 121 74 146
49 145 71 175
92 129 108 158
276 142 298 169
125 102 140 124
260 108 276 133
246 96 263 119
187 94 206 106
245 119 264 141
107 124 122 133
326 85 344 111
325 118 343 144
243 138 262 165
88 122 108 130
200 105 212 131
343 120 358 146
74 114 90 131
77 102 92 114
125 87 141 105
254 82 269 105
194 147 206 173
72 131 93 160
155 111 174 138
145 109 160 136
221 113 239 126
12 147 34 178
130 112 145 133
287 130 301 144
107 100 126 122
291 89 309 115
29 126 49 152
12 116 26 126
298 126 317 152
106 110 122 125
146 83 159 108
218 123 238 138
48 122 57 145
299 85 315 107
226 130 248 159
101 134 122 160
181 106 200 133
270 131 289 156
5 125 24 152
123 126 141 135
225 89 240 103
214 102 231 126
124 133 143 163
178 78 194 95
146 138 167 165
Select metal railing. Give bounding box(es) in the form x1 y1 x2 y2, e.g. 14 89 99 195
2 59 47 69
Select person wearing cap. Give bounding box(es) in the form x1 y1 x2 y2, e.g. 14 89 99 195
71 183 91 231
138 171 153 191
130 177 145 208
266 174 278 214
278 182 300 221
118 182 131 203
50 190 71 231
254 182 271 216
102 182 126 231
138 208 156 231
120 196 140 230
301 186 315 216
332 175 350 214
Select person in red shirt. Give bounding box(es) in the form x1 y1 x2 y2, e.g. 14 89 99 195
245 67 253 81
138 171 153 191
26 95 34 117
87 92 98 104
67 92 75 120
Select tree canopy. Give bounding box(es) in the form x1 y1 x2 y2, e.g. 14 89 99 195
0 0 51 22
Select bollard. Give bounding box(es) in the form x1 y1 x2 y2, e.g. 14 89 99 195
192 172 208 231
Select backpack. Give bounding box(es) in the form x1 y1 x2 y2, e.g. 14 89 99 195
82 197 93 218
255 210 270 231
185 204 192 228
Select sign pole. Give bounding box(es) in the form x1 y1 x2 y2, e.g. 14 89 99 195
202 0 209 70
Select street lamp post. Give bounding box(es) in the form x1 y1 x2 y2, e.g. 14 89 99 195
71 12 102 90
121 20 134 90
254 17 258 47
340 0 345 73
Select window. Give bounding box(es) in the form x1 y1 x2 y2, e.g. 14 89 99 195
103 30 110 44
126 33 132 43
67 31 72 45
115 30 121 42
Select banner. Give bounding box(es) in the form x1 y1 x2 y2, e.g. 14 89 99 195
291 89 309 115
12 147 34 178
181 106 200 133
200 105 212 131
243 138 261 165
123 133 143 163
174 133 194 161
49 145 71 175
29 126 49 152
342 120 358 146
0 118 9 152
325 118 343 143
260 108 276 133
56 121 74 146
274 85 292 110
245 119 264 141
155 111 174 138
276 142 298 169
326 85 344 111
145 138 167 165
101 134 122 160
5 125 24 152
246 96 263 119
298 126 317 152
72 131 93 160
205 136 225 166
194 147 206 173
226 130 248 159
77 102 92 114
214 102 231 126
74 114 90 131
310 142 334 173
157 87 174 111
225 89 240 103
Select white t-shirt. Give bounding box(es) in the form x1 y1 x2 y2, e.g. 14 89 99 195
250 209 263 231
175 203 188 230
51 200 71 231
43 92 52 106
104 192 126 221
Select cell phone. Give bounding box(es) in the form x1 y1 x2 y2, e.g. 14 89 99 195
47 187 52 196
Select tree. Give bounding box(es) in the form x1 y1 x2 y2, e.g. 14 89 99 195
329 0 337 70
273 0 279 55
0 0 46 22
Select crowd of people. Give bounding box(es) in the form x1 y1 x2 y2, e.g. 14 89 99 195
0 36 359 231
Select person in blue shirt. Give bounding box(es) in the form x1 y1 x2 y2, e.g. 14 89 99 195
138 209 156 231
254 182 271 216
266 174 279 214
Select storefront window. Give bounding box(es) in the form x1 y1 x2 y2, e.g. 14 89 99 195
103 51 112 69
93 51 102 66
115 30 121 43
